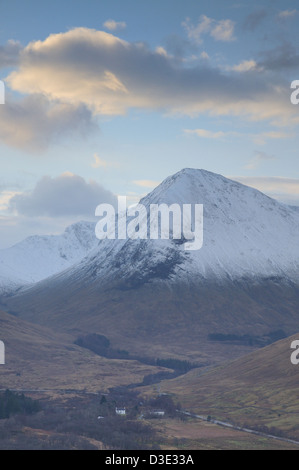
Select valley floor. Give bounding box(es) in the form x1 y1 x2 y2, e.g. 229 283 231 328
0 386 298 450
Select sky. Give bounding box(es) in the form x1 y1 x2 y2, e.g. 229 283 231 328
0 0 299 248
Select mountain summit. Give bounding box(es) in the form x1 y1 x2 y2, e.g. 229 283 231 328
61 168 299 288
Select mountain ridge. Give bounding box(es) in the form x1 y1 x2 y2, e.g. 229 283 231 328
2 168 299 365
0 220 98 294
51 167 299 287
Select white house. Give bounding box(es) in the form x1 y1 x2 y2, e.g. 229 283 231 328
150 410 165 417
115 407 126 415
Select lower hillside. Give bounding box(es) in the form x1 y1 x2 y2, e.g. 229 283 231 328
0 310 168 392
154 333 299 440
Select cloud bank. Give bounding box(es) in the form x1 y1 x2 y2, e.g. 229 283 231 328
5 28 297 123
0 40 22 69
9 173 117 217
0 93 97 152
0 26 298 152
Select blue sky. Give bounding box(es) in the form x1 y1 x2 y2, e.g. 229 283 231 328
0 0 299 247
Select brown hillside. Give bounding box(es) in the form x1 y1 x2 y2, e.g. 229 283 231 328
157 333 299 439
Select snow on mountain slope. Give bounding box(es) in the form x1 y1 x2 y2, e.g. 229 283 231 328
0 220 97 293
4 169 299 361
58 168 299 288
2 168 299 297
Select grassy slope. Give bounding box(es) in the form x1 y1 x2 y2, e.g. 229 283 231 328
0 310 167 392
154 333 299 439
148 417 298 450
5 279 299 365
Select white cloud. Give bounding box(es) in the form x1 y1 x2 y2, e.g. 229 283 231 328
182 15 212 44
4 28 295 122
0 26 297 154
9 173 117 217
103 20 127 31
91 153 108 168
7 29 130 116
200 51 209 60
210 19 235 42
184 128 226 139
155 46 168 57
91 153 119 169
230 59 259 72
277 10 297 19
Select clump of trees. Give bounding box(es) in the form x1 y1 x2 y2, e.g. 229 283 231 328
74 334 198 381
155 358 197 373
0 390 41 419
74 333 110 356
145 395 178 418
74 333 130 359
208 329 286 346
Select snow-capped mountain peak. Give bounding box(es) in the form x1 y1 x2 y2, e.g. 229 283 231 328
1 168 299 296
60 168 299 288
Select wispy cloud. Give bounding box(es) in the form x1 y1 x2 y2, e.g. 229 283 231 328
252 131 290 145
183 15 236 43
91 153 108 169
277 9 297 19
229 59 259 72
184 128 290 144
103 19 127 31
132 180 160 189
91 153 119 169
245 151 276 170
184 128 227 139
210 19 236 42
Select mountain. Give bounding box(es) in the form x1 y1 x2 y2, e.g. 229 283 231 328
2 169 299 364
60 167 299 286
158 332 299 440
0 221 97 294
